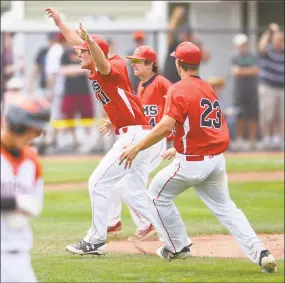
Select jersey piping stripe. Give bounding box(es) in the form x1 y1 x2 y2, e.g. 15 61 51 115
153 162 182 253
117 87 135 117
182 117 190 154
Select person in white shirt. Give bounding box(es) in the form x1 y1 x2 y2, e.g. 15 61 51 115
1 96 51 282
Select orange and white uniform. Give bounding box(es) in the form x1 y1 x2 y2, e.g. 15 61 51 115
1 144 43 283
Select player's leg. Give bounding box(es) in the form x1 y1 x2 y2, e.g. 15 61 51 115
193 154 276 272
125 139 167 241
1 253 37 282
148 159 191 257
107 178 124 234
107 139 166 240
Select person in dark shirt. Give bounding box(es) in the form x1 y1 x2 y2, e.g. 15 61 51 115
28 32 59 97
126 31 146 95
163 6 210 84
60 47 94 148
231 34 260 151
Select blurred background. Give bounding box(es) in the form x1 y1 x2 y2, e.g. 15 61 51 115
1 0 284 155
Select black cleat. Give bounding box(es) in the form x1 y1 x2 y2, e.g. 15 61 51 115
66 240 107 255
156 245 191 261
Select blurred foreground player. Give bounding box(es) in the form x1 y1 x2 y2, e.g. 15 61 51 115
1 96 51 282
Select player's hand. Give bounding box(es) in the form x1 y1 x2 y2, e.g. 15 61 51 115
45 7 62 26
77 22 90 42
172 6 185 20
268 23 280 33
232 66 241 76
119 144 139 169
161 147 176 160
99 119 113 136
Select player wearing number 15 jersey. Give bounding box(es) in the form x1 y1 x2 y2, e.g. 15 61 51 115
119 41 277 273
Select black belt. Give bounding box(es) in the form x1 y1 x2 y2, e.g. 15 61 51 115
4 250 20 254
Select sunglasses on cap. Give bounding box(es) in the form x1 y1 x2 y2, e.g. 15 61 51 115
130 58 145 64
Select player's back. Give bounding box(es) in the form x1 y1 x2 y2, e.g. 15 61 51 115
89 55 148 129
1 144 43 252
137 74 172 127
168 76 230 155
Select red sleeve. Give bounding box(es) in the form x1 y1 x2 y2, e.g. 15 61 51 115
164 86 186 124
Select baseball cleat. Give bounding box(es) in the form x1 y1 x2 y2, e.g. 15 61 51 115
259 250 277 273
156 245 191 261
66 240 107 255
128 224 157 241
107 221 122 236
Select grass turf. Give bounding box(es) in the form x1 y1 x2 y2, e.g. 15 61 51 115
42 155 284 184
31 180 284 282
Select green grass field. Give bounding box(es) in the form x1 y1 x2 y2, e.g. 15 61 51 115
42 154 284 184
32 177 284 282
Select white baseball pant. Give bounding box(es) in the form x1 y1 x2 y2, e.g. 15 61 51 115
108 139 167 231
84 126 157 244
1 252 37 282
148 153 266 264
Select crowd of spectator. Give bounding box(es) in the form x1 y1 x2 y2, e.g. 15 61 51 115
1 7 284 154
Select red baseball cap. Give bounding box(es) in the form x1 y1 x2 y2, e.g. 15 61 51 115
125 46 157 63
73 34 109 55
132 31 146 40
171 41 201 65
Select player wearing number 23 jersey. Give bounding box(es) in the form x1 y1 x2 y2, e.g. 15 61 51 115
164 75 230 155
119 41 277 272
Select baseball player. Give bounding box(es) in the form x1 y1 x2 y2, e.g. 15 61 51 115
120 42 277 273
1 96 51 282
46 8 159 255
106 46 172 241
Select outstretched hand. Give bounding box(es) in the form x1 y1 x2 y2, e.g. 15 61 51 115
161 147 176 160
77 22 89 42
99 120 114 136
45 7 62 26
119 145 139 170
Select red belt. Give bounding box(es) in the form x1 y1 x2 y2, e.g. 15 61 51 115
115 125 152 135
185 155 214 161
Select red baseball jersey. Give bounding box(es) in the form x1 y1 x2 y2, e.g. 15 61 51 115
164 76 230 155
89 55 149 129
137 74 172 127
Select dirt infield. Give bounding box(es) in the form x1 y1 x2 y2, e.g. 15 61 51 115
106 234 284 260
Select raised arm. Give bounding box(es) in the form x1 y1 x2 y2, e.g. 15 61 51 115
258 23 280 55
167 6 185 47
78 23 111 75
45 7 82 46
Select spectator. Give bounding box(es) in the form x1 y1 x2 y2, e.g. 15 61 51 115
231 34 260 151
126 31 146 95
258 23 284 150
28 32 58 97
163 6 210 84
45 32 68 147
1 32 15 102
60 47 94 149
